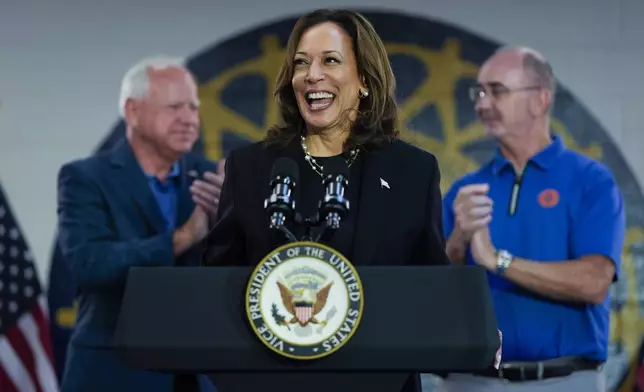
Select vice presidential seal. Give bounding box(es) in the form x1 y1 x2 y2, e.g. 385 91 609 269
245 241 364 360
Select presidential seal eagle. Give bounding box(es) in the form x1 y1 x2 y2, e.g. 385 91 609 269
276 280 333 327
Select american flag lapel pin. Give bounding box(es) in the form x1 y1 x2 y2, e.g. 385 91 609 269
380 178 390 189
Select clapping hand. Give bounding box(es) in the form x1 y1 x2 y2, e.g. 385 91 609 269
190 166 225 217
453 183 497 269
452 184 493 240
470 227 497 270
174 162 227 254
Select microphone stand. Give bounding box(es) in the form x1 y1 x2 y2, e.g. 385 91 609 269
277 226 299 243
265 171 348 244
299 213 314 242
294 212 340 243
291 213 317 242
269 211 299 243
274 211 330 244
312 213 341 243
269 211 322 244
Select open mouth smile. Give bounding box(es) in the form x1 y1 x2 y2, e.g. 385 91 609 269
306 91 335 111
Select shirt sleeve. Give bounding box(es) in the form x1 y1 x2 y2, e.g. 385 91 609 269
570 162 626 280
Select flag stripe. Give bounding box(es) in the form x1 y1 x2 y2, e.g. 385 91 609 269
6 319 41 392
0 333 37 392
0 364 18 392
38 297 49 321
18 307 57 392
1 183 59 391
19 311 58 392
33 300 55 362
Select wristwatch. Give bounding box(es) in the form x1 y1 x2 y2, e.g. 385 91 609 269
496 250 513 275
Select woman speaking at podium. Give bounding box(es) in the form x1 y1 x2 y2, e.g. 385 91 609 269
201 9 450 392
203 8 448 270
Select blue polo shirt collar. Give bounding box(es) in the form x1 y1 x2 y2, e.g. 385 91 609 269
491 133 565 175
145 161 181 184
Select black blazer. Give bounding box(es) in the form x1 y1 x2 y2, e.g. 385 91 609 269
203 137 448 268
202 137 448 392
56 139 218 392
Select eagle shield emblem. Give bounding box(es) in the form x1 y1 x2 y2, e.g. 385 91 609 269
246 241 364 359
276 280 333 327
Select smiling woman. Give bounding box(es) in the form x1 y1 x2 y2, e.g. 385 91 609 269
267 9 399 153
202 9 452 391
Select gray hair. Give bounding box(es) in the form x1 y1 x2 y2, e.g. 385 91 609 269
494 46 557 108
118 56 186 117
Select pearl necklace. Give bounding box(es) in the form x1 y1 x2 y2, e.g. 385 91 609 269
300 135 359 177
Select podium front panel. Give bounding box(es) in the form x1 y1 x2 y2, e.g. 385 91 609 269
114 266 498 373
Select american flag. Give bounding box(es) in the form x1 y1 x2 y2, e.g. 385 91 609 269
0 183 58 392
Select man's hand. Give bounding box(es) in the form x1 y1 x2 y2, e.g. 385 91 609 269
190 170 224 217
470 227 497 270
174 162 227 256
453 183 493 239
446 184 494 264
173 206 210 256
216 159 226 176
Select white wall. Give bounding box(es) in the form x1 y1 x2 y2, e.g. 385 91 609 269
1 0 643 286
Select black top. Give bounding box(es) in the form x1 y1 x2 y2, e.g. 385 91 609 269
202 136 449 392
203 136 448 268
291 152 363 260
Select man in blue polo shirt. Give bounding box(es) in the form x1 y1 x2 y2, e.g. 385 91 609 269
439 46 625 391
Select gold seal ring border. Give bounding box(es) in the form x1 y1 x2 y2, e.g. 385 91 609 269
254 256 348 349
245 240 365 360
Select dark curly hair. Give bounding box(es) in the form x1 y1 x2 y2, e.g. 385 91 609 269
265 9 400 152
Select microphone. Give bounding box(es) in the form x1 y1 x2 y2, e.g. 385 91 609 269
318 157 350 233
264 157 299 241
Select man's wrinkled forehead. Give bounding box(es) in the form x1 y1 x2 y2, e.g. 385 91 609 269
148 66 194 87
147 67 198 101
478 52 526 87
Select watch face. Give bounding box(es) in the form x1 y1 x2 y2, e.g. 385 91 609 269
496 250 512 273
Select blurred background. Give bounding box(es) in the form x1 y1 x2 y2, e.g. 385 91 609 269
1 0 643 391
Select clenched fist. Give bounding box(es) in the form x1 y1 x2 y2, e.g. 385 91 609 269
453 183 493 239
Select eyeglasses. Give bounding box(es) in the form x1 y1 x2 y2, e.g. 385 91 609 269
469 83 542 102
